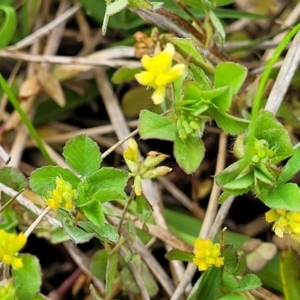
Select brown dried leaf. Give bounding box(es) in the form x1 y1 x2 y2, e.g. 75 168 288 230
36 65 66 107
18 75 42 101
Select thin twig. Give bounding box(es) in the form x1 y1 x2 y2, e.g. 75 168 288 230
200 132 228 238
120 247 151 300
170 132 228 300
0 183 61 227
0 145 10 164
8 3 81 51
0 49 141 68
265 29 300 114
24 206 51 238
0 188 24 213
101 129 138 159
208 195 235 240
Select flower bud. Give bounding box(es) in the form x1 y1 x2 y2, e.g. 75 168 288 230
123 139 140 173
144 151 169 168
233 134 245 159
142 166 172 179
134 175 142 196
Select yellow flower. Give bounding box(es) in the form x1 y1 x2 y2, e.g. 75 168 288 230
46 177 77 210
135 43 185 104
265 209 300 241
193 238 224 271
0 230 27 268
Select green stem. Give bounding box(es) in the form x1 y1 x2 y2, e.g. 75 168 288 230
117 189 135 234
0 73 54 165
246 22 300 152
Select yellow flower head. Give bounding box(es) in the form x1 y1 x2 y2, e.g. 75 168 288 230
0 230 27 268
135 43 185 105
46 177 77 210
193 238 224 271
265 209 300 241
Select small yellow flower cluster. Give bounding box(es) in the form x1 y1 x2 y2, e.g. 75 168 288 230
123 139 172 196
265 208 300 241
46 177 77 210
135 43 185 105
0 230 27 268
193 238 224 271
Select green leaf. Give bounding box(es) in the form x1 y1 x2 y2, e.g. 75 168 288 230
51 227 70 244
103 0 129 35
78 188 125 207
90 249 109 280
89 284 104 300
0 207 18 232
280 249 300 300
214 62 247 96
82 201 105 227
216 159 249 187
0 5 17 48
277 144 300 185
93 188 126 204
254 111 293 163
139 110 176 141
199 86 228 100
209 10 226 44
236 273 261 291
122 221 136 254
128 0 153 8
136 194 153 223
222 171 254 190
174 133 205 174
89 167 128 196
30 166 80 195
222 272 239 290
217 294 245 300
79 221 119 243
12 254 42 300
187 266 221 300
63 135 102 177
254 168 274 185
62 219 95 243
180 0 214 11
171 38 206 62
212 0 233 6
165 249 194 262
121 255 159 297
263 183 300 211
189 64 212 90
0 166 27 190
112 67 142 84
80 0 145 31
105 252 119 297
222 244 239 273
209 105 249 134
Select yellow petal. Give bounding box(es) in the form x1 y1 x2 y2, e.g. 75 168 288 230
265 210 277 223
168 64 185 79
141 55 151 70
164 43 175 57
135 71 156 86
151 86 166 105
